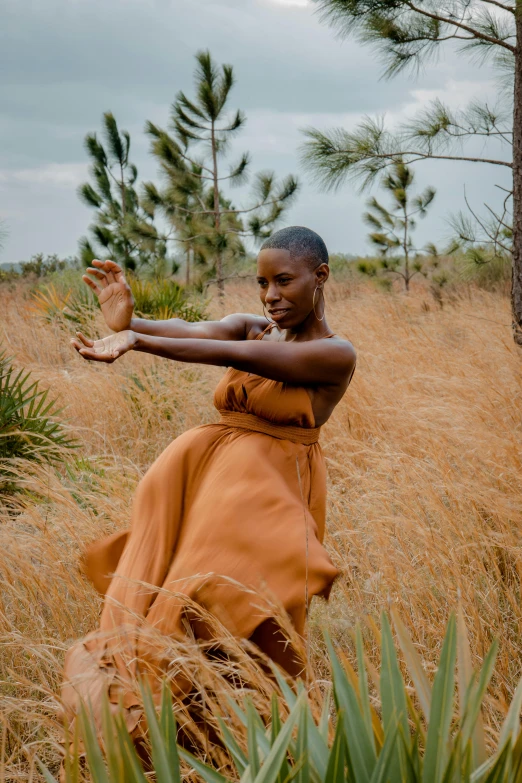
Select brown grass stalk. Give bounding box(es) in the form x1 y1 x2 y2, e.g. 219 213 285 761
0 278 521 778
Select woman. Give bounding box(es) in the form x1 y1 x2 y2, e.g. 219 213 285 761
63 226 356 727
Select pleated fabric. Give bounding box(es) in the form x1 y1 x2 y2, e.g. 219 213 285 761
62 326 339 725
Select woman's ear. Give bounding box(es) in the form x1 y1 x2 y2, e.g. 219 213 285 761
315 263 330 287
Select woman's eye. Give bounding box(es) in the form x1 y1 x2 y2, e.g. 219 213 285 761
279 278 291 285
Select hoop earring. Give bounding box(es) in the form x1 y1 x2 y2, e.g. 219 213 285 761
312 286 325 321
263 303 276 324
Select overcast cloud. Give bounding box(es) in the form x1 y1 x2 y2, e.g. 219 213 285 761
0 0 511 262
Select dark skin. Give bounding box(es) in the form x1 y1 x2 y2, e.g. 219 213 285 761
74 251 356 426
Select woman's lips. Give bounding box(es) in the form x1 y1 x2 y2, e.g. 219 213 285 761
269 308 290 320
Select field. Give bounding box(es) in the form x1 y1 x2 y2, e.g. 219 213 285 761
0 276 521 778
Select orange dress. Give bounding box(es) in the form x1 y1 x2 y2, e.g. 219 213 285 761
62 326 340 722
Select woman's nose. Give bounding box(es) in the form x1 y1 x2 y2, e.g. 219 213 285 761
265 284 281 303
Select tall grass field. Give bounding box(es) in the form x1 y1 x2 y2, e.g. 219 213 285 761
0 277 521 780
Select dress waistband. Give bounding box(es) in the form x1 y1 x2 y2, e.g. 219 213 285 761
218 410 321 445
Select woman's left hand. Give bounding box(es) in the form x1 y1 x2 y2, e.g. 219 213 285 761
71 330 137 363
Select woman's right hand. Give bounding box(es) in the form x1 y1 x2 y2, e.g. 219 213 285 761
71 330 137 362
82 259 135 332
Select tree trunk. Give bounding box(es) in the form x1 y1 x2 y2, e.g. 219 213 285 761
211 122 224 298
120 164 126 217
186 246 191 287
403 208 410 292
512 6 522 344
119 163 131 269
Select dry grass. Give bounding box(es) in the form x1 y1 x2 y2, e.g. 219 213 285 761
0 277 521 777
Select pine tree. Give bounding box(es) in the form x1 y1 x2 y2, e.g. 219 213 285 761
362 160 435 290
141 125 245 287
169 50 298 295
301 0 522 342
78 112 165 271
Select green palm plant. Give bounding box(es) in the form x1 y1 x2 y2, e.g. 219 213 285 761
128 277 207 322
40 609 522 782
29 283 100 330
0 352 77 493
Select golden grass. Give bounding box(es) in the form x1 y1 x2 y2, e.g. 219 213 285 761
0 278 521 777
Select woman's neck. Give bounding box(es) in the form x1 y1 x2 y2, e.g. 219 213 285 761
284 315 333 342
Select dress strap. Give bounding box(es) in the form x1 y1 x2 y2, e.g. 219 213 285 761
255 321 277 340
256 324 336 341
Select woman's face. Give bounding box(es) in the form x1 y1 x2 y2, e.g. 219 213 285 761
256 248 328 328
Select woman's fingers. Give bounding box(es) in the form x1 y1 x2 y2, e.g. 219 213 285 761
70 338 83 352
85 268 108 287
90 259 114 284
70 339 115 363
82 275 101 295
92 258 121 272
92 258 124 284
76 332 94 347
79 349 114 363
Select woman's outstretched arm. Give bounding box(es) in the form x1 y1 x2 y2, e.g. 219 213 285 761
130 313 259 341
83 259 259 341
133 335 356 385
72 331 356 386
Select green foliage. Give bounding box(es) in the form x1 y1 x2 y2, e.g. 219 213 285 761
29 282 100 330
40 611 522 782
457 247 511 290
153 50 298 292
0 266 19 283
300 0 514 261
28 274 206 327
78 55 297 290
78 112 169 271
0 254 75 283
128 276 207 321
450 209 513 278
302 1 514 182
359 160 437 291
357 259 379 277
141 144 247 287
0 352 76 492
20 253 71 278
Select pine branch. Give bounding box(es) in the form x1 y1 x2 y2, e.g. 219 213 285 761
217 109 246 134
84 134 107 166
403 0 515 52
480 0 515 13
103 112 126 165
78 183 102 209
301 121 512 194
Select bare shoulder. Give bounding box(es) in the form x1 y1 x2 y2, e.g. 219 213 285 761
323 335 357 380
328 334 356 359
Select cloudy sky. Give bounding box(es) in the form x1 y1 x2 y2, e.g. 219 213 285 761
0 0 511 262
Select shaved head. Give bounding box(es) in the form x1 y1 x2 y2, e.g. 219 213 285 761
260 226 329 269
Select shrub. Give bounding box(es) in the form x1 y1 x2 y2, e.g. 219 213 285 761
0 351 76 493
40 610 522 782
329 253 360 280
28 283 99 331
20 253 73 278
129 277 207 322
458 248 511 290
29 276 207 328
